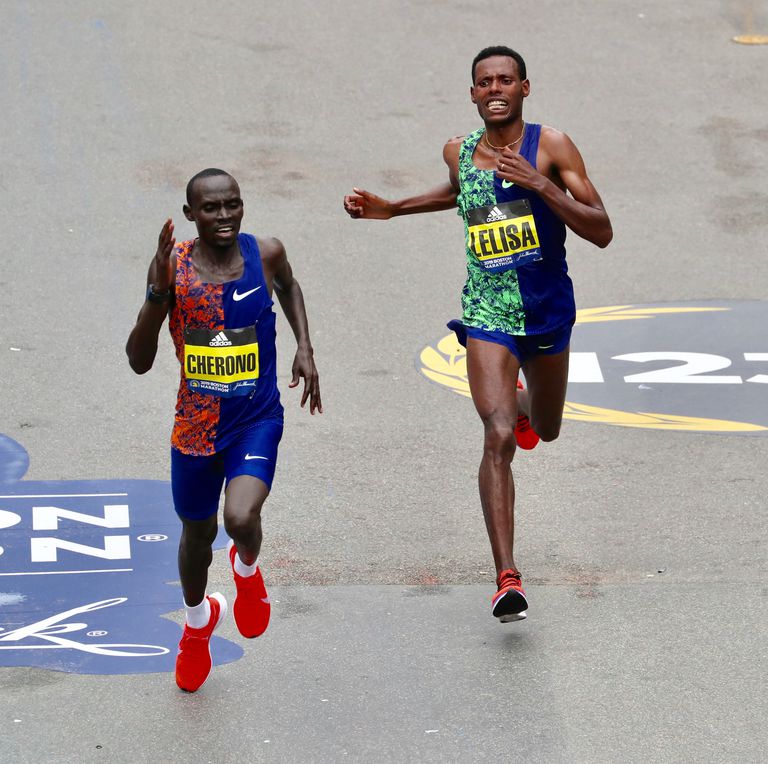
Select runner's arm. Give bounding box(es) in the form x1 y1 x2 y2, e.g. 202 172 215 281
126 219 176 374
342 139 461 219
497 131 613 248
264 238 322 414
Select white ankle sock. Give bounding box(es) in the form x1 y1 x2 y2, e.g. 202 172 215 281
234 553 258 578
184 596 211 628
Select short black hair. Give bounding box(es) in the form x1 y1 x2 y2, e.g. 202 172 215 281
471 46 527 83
186 168 232 205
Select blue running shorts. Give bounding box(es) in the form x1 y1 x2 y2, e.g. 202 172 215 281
448 319 572 365
171 418 283 521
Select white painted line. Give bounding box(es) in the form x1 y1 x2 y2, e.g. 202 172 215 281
0 493 129 499
0 568 134 577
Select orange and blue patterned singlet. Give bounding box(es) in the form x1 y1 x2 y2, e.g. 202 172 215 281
169 234 283 456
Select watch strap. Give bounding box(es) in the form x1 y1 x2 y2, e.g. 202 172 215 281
146 284 171 303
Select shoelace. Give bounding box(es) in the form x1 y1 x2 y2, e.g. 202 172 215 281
497 569 522 589
516 414 532 432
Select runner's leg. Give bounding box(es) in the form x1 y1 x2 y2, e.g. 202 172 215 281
175 514 227 692
466 336 521 575
223 475 272 638
178 514 219 606
223 475 270 565
521 346 570 441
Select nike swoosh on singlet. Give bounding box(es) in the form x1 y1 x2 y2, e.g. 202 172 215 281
233 286 262 301
501 180 515 188
244 454 269 461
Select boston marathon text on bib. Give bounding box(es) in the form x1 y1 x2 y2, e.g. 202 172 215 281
184 326 259 398
466 199 542 274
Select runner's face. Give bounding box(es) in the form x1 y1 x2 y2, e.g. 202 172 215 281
470 56 529 124
184 175 244 248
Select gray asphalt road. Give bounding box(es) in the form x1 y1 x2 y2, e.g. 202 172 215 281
1 1 766 762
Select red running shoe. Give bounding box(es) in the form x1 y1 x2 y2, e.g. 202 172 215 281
175 592 227 692
491 568 528 622
515 380 540 450
228 540 271 638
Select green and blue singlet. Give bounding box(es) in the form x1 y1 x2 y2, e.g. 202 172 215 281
449 123 575 339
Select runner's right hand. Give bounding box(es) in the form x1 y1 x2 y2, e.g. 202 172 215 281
152 218 176 290
343 188 393 220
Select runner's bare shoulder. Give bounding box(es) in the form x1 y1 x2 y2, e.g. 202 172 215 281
538 125 576 152
444 135 464 153
256 236 288 283
256 236 286 262
443 135 464 165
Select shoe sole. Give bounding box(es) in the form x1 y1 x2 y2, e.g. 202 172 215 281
178 592 227 693
209 591 228 631
499 611 528 622
492 589 529 622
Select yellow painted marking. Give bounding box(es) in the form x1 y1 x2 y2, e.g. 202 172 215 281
562 402 767 432
418 304 764 433
574 306 728 324
732 4 768 44
733 34 768 44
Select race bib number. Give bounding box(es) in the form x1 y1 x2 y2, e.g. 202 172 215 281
184 326 259 398
467 199 541 273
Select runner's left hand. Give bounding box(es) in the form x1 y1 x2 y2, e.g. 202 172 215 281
496 149 543 192
289 348 322 414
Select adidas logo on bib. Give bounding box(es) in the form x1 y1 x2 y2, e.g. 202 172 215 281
209 331 232 347
486 206 507 223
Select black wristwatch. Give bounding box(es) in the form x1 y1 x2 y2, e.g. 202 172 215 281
146 284 171 304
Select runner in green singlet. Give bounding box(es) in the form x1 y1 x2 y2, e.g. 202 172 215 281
343 46 612 622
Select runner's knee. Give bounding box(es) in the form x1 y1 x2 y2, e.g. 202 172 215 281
482 415 517 461
223 500 263 542
180 516 218 548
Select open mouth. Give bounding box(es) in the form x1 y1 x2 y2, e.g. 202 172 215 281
486 99 509 112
